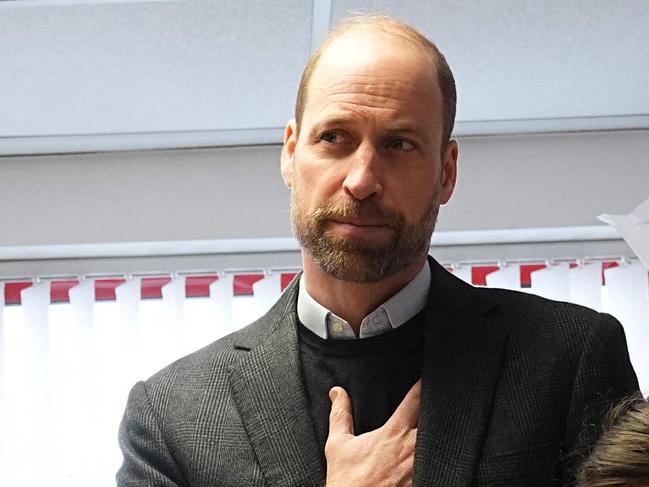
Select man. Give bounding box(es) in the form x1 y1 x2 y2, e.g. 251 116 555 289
117 15 639 486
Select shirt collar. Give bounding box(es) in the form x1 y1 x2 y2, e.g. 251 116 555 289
297 261 431 340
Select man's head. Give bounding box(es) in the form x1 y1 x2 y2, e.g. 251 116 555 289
296 15 457 150
281 15 459 283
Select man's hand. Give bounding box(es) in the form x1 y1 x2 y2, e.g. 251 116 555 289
324 380 421 487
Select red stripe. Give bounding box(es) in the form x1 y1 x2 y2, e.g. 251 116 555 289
234 274 264 296
520 264 547 287
602 261 619 285
281 273 298 291
4 281 33 305
95 279 127 301
50 279 80 303
185 275 219 298
471 265 499 286
140 277 172 299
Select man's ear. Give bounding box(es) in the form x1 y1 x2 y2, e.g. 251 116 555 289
439 139 458 205
281 120 298 188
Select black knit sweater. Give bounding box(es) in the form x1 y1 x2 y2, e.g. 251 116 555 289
298 311 425 458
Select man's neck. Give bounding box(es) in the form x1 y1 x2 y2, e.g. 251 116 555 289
301 252 428 335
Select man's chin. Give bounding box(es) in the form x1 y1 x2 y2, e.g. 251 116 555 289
310 248 397 283
323 231 395 254
321 262 387 284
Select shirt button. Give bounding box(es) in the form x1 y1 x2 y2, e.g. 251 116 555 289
333 322 344 333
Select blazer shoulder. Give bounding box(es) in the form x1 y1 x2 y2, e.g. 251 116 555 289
471 286 631 367
142 318 264 392
429 257 614 345
478 285 604 327
143 277 300 393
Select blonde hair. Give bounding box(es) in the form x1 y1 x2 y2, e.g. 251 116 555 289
578 395 649 487
294 14 456 148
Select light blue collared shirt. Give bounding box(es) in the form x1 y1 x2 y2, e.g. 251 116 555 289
297 262 431 340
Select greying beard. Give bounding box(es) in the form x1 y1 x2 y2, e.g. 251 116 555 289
291 195 438 283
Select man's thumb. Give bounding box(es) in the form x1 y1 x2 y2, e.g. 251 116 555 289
328 386 354 436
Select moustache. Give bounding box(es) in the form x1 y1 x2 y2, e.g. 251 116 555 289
310 200 403 228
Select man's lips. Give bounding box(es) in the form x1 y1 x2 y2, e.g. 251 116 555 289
329 217 390 227
326 218 395 239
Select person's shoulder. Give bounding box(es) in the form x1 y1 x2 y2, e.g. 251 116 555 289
467 285 638 398
141 278 300 395
473 285 622 346
431 258 613 341
480 285 599 319
143 315 269 392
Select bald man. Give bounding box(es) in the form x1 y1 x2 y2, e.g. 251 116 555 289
117 15 638 487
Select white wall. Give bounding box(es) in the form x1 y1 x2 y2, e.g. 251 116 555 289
0 145 290 246
3 0 649 157
3 130 648 245
1 129 646 275
443 130 649 231
0 0 310 138
2 0 648 276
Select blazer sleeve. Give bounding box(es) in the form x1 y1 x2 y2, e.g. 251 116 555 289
116 381 186 487
555 312 640 483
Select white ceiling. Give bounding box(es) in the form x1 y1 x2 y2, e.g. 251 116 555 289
332 0 649 122
1 0 648 154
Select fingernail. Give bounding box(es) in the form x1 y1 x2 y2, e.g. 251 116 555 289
329 388 338 402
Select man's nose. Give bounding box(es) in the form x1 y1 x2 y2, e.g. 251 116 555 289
342 145 383 201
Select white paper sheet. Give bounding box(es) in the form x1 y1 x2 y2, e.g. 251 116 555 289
599 196 649 270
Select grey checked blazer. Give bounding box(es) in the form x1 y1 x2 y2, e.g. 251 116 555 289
117 257 639 486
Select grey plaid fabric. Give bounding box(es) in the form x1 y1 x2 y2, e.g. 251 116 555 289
117 257 639 486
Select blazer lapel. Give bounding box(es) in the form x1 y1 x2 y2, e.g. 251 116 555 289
227 280 325 487
414 259 508 486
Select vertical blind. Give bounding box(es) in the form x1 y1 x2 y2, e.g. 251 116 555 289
0 261 647 487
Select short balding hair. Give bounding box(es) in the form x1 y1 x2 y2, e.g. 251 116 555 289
294 14 457 148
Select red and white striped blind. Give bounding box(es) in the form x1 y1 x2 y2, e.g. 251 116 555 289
1 261 632 306
2 273 300 305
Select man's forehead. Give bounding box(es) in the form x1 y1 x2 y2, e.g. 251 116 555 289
315 28 433 78
309 74 421 106
302 30 440 123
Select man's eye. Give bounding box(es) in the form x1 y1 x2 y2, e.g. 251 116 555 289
387 138 414 151
321 132 341 144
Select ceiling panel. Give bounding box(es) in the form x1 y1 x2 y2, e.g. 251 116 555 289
0 0 312 137
332 0 649 123
1 0 648 151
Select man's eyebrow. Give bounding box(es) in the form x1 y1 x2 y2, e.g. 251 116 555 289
384 124 425 134
306 117 354 138
310 117 425 134
311 116 354 129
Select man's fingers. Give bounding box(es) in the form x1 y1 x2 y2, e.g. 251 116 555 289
386 379 421 430
328 386 355 437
